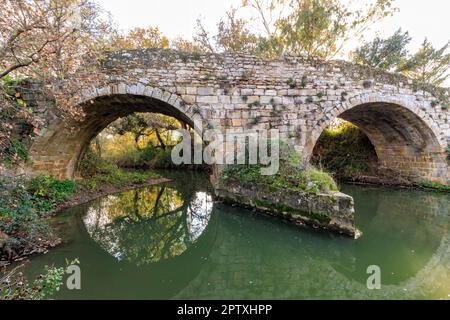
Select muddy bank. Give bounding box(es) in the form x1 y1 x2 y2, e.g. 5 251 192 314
342 175 450 193
52 177 171 214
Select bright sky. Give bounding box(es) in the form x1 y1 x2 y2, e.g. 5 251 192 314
97 0 450 56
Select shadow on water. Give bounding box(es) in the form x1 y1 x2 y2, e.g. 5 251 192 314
22 172 450 299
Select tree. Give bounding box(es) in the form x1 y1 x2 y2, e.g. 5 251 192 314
398 39 450 86
352 29 411 71
111 26 169 50
0 0 113 90
275 0 397 60
171 38 205 53
109 113 181 150
215 9 260 54
191 9 261 54
0 0 115 162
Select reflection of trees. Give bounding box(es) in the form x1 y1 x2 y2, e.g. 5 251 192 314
83 185 213 266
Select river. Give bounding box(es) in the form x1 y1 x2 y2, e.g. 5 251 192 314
23 171 450 299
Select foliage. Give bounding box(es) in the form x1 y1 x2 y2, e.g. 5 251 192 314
108 113 180 150
28 176 77 215
171 38 208 53
398 39 450 87
0 0 116 149
311 121 377 179
237 0 397 59
416 182 450 192
111 26 169 50
91 168 153 187
353 31 450 87
1 75 25 96
214 9 261 54
352 29 411 71
79 146 118 177
221 148 338 194
0 177 54 260
78 146 159 189
1 261 71 300
3 138 29 164
140 147 175 169
0 76 33 165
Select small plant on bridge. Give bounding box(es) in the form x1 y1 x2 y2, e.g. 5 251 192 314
286 78 297 89
221 147 338 195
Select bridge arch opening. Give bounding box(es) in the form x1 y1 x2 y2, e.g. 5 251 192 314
310 101 449 184
28 90 202 179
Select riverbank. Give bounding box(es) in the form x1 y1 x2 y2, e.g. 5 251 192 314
340 175 450 193
52 177 171 215
0 169 170 266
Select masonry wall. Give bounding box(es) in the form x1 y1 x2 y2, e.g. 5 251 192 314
25 49 449 183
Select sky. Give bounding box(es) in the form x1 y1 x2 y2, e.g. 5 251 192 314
97 0 450 57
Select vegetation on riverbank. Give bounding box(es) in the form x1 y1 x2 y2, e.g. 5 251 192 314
1 262 65 300
0 162 161 263
416 182 450 192
311 121 378 180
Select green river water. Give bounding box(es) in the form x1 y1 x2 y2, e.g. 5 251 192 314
23 171 450 299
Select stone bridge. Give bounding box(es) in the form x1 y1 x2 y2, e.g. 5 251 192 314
26 49 450 184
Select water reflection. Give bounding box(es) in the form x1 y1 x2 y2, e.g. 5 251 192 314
22 173 450 299
83 186 213 265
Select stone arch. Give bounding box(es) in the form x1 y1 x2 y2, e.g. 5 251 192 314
28 83 207 179
307 93 449 184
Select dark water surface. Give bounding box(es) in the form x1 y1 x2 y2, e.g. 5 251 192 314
24 172 450 299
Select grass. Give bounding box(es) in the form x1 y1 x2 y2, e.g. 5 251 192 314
416 182 450 192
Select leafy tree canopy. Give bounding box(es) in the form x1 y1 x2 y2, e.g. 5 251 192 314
352 29 411 71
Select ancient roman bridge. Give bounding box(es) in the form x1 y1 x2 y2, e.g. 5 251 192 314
25 49 450 184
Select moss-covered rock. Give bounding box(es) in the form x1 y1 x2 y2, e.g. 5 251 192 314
214 175 359 238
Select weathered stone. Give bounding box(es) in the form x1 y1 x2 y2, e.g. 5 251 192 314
198 87 215 95
215 179 359 238
21 48 448 186
197 96 219 104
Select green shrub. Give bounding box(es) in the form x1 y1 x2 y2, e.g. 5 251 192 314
4 138 29 164
311 122 376 179
0 177 52 246
28 176 76 215
1 260 74 300
221 147 338 195
79 147 119 177
1 75 24 96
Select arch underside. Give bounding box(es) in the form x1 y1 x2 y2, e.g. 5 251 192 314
335 102 448 183
29 94 195 179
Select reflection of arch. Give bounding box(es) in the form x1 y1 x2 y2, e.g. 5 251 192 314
52 181 220 299
83 185 214 265
308 94 448 183
28 83 206 179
